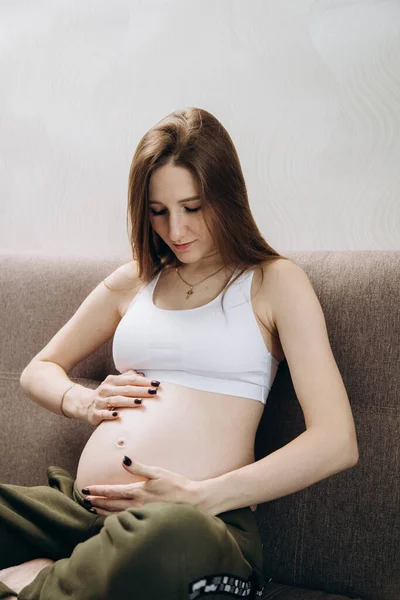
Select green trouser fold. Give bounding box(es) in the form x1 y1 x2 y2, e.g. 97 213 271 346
0 466 267 599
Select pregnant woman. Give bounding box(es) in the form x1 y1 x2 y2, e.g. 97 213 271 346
0 108 358 600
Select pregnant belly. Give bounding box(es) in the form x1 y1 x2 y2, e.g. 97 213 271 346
75 382 263 493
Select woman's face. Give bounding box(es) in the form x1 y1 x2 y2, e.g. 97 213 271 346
148 163 218 266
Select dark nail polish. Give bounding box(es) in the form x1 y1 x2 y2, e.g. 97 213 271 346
137 372 145 376
89 508 97 514
134 399 142 404
151 380 160 387
81 488 90 495
148 388 157 394
112 411 118 416
83 499 92 507
123 455 132 466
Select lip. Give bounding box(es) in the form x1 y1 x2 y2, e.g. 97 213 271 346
173 241 195 251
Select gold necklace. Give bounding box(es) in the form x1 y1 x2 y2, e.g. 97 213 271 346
175 265 227 300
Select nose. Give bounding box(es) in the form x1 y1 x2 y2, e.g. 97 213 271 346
168 213 190 243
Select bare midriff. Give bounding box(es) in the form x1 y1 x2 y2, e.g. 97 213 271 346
75 383 264 491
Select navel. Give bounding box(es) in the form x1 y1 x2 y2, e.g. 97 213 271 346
114 437 127 448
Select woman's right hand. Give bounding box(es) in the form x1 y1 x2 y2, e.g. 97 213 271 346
85 370 160 426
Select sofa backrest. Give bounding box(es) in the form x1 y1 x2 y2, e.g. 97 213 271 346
1 251 399 600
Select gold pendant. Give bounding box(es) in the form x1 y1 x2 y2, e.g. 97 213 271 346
186 289 194 300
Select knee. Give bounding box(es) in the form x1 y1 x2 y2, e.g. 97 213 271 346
103 502 230 593
108 501 225 556
130 501 220 546
157 502 221 541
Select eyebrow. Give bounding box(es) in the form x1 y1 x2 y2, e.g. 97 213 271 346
149 195 200 205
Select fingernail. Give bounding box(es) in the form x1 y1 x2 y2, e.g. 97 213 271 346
112 411 118 416
148 388 157 394
151 380 160 387
137 372 145 376
81 488 90 495
134 399 142 404
83 499 92 507
123 455 132 466
89 508 97 514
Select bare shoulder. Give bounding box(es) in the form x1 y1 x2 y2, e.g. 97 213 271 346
104 259 141 291
104 259 143 317
261 256 323 342
258 258 305 333
261 256 303 279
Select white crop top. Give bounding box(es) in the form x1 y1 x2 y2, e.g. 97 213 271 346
112 267 280 404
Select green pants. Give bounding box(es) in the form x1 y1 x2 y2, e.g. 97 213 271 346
0 466 267 599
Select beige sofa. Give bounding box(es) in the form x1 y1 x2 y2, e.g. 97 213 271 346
1 250 399 600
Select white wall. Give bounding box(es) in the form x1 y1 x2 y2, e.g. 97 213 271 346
1 0 399 260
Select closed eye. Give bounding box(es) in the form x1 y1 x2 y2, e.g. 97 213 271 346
150 207 201 216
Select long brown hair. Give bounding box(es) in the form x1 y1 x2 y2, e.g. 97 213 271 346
126 107 289 312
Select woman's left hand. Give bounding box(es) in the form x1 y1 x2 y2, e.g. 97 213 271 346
81 457 204 516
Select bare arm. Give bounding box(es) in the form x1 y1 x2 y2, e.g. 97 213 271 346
19 260 140 421
196 260 359 515
20 361 94 420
